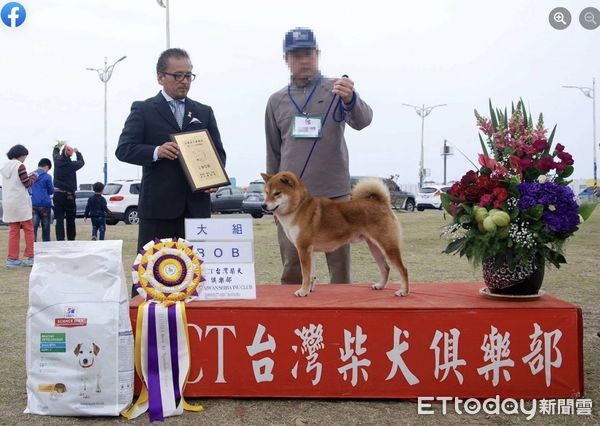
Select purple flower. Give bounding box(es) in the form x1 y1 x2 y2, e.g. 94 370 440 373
518 181 579 234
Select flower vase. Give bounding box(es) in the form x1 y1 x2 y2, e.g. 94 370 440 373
482 257 545 295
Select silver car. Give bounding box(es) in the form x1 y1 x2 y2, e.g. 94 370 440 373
75 190 95 218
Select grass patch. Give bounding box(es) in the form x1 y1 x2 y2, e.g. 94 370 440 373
0 210 598 424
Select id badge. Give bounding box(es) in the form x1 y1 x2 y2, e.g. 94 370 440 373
292 115 322 138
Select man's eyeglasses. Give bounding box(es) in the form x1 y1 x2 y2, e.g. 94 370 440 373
162 72 196 82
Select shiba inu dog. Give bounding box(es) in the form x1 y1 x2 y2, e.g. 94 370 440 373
261 171 409 297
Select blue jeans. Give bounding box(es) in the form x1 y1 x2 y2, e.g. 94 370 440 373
32 206 52 242
91 216 106 240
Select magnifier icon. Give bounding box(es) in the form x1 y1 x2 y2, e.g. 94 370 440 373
584 12 597 25
554 12 567 25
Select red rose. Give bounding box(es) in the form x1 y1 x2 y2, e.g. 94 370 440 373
479 194 493 207
492 187 509 202
555 162 567 172
519 157 534 169
464 186 481 202
555 143 565 152
461 170 478 186
537 157 555 173
557 151 574 165
532 139 548 153
448 182 462 197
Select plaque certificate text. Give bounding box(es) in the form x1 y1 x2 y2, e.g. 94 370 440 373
171 130 230 191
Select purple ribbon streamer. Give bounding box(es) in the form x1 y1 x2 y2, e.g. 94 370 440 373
147 303 164 422
167 304 182 408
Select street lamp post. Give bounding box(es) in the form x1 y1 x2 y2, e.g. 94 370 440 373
86 56 127 185
403 103 447 189
157 0 170 48
563 79 597 201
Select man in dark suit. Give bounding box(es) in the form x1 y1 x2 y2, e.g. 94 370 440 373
116 48 226 257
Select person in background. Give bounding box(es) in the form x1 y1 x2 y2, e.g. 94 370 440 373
84 181 111 241
1 144 37 267
31 158 54 242
52 142 84 241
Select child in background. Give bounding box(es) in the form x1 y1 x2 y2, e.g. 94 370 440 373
31 158 54 242
1 144 38 267
84 182 111 240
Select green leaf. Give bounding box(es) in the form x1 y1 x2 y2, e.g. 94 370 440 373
579 202 598 221
559 165 574 178
443 238 467 254
489 99 498 133
520 98 528 129
543 124 557 156
478 134 489 157
504 107 508 128
525 205 544 220
459 214 472 224
440 193 452 213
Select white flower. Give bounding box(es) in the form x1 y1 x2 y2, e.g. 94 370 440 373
537 174 548 184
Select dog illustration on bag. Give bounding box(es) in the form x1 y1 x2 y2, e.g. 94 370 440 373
73 342 101 398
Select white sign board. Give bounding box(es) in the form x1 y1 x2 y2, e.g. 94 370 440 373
194 241 253 263
185 218 256 300
185 218 253 241
198 263 256 300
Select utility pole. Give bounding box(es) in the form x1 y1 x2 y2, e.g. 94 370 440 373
403 103 447 189
441 139 454 185
86 56 127 184
563 79 597 200
157 0 171 49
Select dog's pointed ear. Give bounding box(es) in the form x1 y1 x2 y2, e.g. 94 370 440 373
92 343 100 355
261 173 272 183
73 344 81 356
280 174 295 188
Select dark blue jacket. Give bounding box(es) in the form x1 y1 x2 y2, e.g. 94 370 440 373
31 168 54 207
53 147 84 193
84 194 110 219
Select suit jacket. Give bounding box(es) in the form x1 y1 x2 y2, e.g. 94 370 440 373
116 92 227 220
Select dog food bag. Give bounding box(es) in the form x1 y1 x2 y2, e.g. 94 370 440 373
25 240 134 416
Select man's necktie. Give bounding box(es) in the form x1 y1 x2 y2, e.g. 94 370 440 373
171 99 185 129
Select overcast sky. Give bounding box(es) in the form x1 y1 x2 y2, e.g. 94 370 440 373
2 0 599 188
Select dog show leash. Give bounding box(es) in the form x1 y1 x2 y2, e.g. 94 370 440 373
299 75 351 180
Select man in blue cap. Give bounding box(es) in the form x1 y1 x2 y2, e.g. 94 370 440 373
265 27 373 286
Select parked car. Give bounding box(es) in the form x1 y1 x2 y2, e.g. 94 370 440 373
75 190 95 218
416 184 452 211
350 176 416 212
211 186 245 214
103 180 140 225
242 180 267 218
577 186 599 203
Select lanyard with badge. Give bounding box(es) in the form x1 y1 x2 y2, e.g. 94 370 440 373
291 75 352 178
288 77 323 138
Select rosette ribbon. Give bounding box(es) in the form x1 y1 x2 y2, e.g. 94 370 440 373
123 238 204 421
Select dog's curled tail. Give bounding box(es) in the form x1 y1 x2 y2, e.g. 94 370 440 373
351 178 391 205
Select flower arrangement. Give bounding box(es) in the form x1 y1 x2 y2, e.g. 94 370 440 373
441 100 596 270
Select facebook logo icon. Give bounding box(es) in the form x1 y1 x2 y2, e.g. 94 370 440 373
1 2 26 28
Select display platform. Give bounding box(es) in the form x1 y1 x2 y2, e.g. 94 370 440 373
130 282 583 398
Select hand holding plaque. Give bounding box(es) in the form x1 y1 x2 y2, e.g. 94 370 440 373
171 130 230 192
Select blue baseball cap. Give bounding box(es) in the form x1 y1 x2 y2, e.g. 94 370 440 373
283 27 317 53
